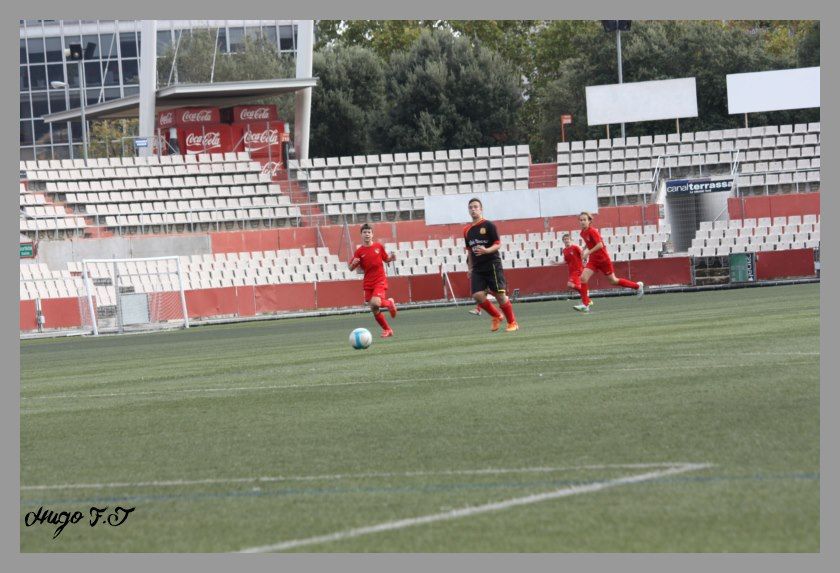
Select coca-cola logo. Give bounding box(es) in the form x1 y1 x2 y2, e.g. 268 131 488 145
159 111 174 125
180 109 214 123
185 132 222 148
239 108 271 121
244 129 279 146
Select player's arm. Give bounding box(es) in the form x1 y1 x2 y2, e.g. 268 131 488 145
348 251 361 270
582 234 603 259
382 246 396 263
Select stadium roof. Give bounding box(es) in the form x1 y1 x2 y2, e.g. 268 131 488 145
41 77 318 123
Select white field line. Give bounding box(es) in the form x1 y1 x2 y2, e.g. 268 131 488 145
21 356 817 403
237 462 713 553
20 462 691 492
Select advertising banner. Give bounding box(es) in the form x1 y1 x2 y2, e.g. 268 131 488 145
666 178 734 195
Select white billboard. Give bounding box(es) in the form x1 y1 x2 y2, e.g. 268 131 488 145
727 67 820 114
423 187 598 226
586 78 698 126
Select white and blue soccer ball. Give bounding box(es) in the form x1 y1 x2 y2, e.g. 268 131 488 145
349 327 373 350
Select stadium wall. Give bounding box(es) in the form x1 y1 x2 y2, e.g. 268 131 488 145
20 251 820 333
727 192 820 220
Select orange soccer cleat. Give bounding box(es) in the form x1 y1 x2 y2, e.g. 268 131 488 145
505 322 520 333
380 329 394 338
387 298 397 319
491 316 503 332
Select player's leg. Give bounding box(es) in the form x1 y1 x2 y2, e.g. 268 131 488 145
491 263 518 330
369 295 392 336
472 272 503 329
606 272 640 291
574 268 595 312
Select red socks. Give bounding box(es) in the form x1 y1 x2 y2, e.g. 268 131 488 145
578 284 592 306
617 278 639 290
479 300 502 319
374 311 390 331
499 300 516 324
381 298 394 311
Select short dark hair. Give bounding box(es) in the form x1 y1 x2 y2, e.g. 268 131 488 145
561 233 571 240
468 197 482 207
360 223 372 232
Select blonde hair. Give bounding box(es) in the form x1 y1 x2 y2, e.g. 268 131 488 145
579 211 594 221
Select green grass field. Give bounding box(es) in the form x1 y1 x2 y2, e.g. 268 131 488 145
20 284 820 552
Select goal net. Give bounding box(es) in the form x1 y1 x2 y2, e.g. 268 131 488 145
80 256 190 335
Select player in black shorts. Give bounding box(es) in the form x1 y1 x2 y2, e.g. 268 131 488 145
462 198 519 332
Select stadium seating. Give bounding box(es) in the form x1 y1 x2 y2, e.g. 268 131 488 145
288 145 530 222
19 183 87 238
687 215 821 257
556 123 821 204
20 152 302 235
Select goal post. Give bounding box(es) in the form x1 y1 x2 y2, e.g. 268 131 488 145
81 256 190 335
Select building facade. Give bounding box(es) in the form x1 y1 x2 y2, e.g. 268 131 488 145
20 20 300 161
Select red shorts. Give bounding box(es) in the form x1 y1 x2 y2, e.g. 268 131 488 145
567 271 582 288
585 257 614 276
364 281 388 303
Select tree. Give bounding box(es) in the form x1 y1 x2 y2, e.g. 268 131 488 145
315 20 437 60
309 46 387 157
379 29 524 152
796 21 819 67
87 119 139 157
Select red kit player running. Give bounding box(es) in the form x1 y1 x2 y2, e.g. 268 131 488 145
575 211 644 312
348 223 398 337
554 232 593 308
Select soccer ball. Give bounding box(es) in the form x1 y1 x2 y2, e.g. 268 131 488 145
349 327 373 350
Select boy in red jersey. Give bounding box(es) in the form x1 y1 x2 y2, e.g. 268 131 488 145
463 198 518 332
553 232 592 308
575 212 644 312
348 223 398 337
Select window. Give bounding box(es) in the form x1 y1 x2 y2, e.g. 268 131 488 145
29 65 47 90
84 61 102 87
47 64 65 86
20 66 29 91
262 26 278 50
27 37 45 63
20 94 32 119
31 92 49 117
65 62 80 88
122 59 139 84
120 32 138 57
228 27 245 52
20 121 34 145
52 123 70 144
34 119 51 145
123 85 140 97
100 33 117 58
85 88 99 106
216 28 227 52
103 61 120 86
20 147 35 161
157 30 172 52
52 144 71 159
70 122 82 144
279 25 295 51
82 35 99 58
45 37 63 62
20 39 27 64
49 92 67 113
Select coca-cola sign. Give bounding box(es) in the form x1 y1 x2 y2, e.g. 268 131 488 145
158 111 175 127
181 109 214 123
244 129 280 147
185 131 222 152
231 105 278 124
239 107 271 121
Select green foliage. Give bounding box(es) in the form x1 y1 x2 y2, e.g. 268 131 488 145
88 119 139 157
309 46 388 157
379 29 523 152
